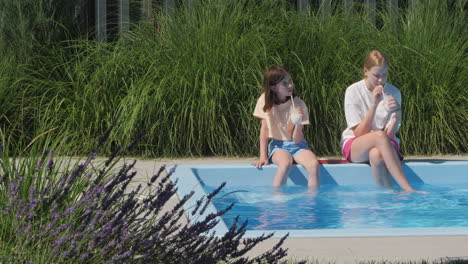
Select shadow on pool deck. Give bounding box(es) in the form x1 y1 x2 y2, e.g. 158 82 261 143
123 154 468 263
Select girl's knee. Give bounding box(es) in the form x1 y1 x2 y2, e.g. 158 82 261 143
372 130 391 145
277 164 293 172
277 157 293 168
369 148 383 164
373 130 387 139
311 158 320 169
303 158 319 171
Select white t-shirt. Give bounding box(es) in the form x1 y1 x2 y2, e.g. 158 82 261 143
340 80 402 151
253 93 310 141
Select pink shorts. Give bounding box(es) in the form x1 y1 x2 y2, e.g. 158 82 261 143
342 137 403 162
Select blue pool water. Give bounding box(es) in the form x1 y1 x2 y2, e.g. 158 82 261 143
170 161 468 237
205 183 468 230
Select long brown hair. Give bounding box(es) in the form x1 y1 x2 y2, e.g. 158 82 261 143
262 65 296 112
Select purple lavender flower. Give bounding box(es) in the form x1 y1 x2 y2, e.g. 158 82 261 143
54 237 67 245
1 132 289 264
46 150 55 174
64 205 76 215
80 252 90 261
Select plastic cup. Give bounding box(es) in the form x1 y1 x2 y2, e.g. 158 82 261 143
382 91 394 112
290 106 302 125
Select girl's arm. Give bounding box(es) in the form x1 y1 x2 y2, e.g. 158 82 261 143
384 97 401 138
292 107 305 144
352 84 383 137
385 112 401 138
292 124 304 144
252 119 269 168
352 103 377 137
259 119 269 160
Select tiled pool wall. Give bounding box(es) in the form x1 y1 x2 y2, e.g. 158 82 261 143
169 161 468 238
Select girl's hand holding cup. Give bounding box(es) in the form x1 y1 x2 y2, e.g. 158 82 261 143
289 96 303 125
383 89 400 113
290 106 303 125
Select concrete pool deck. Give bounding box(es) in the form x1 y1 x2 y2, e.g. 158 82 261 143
125 155 468 263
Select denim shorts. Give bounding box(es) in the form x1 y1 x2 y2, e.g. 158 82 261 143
268 138 310 162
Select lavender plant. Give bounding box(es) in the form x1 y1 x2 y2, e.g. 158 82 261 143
0 132 288 263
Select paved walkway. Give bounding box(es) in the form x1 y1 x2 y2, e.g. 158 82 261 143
121 155 468 263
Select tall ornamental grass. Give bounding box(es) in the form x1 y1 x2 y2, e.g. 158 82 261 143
0 0 466 157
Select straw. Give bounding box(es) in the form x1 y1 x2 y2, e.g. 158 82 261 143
290 95 295 108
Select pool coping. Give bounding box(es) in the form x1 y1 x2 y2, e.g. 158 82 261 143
169 161 468 238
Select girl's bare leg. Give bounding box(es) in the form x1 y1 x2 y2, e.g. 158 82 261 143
369 147 393 188
293 150 320 188
350 130 416 192
271 150 293 186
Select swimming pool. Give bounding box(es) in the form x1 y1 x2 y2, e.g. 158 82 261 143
169 161 468 238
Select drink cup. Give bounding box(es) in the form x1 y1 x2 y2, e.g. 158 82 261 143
383 91 394 112
290 106 302 125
